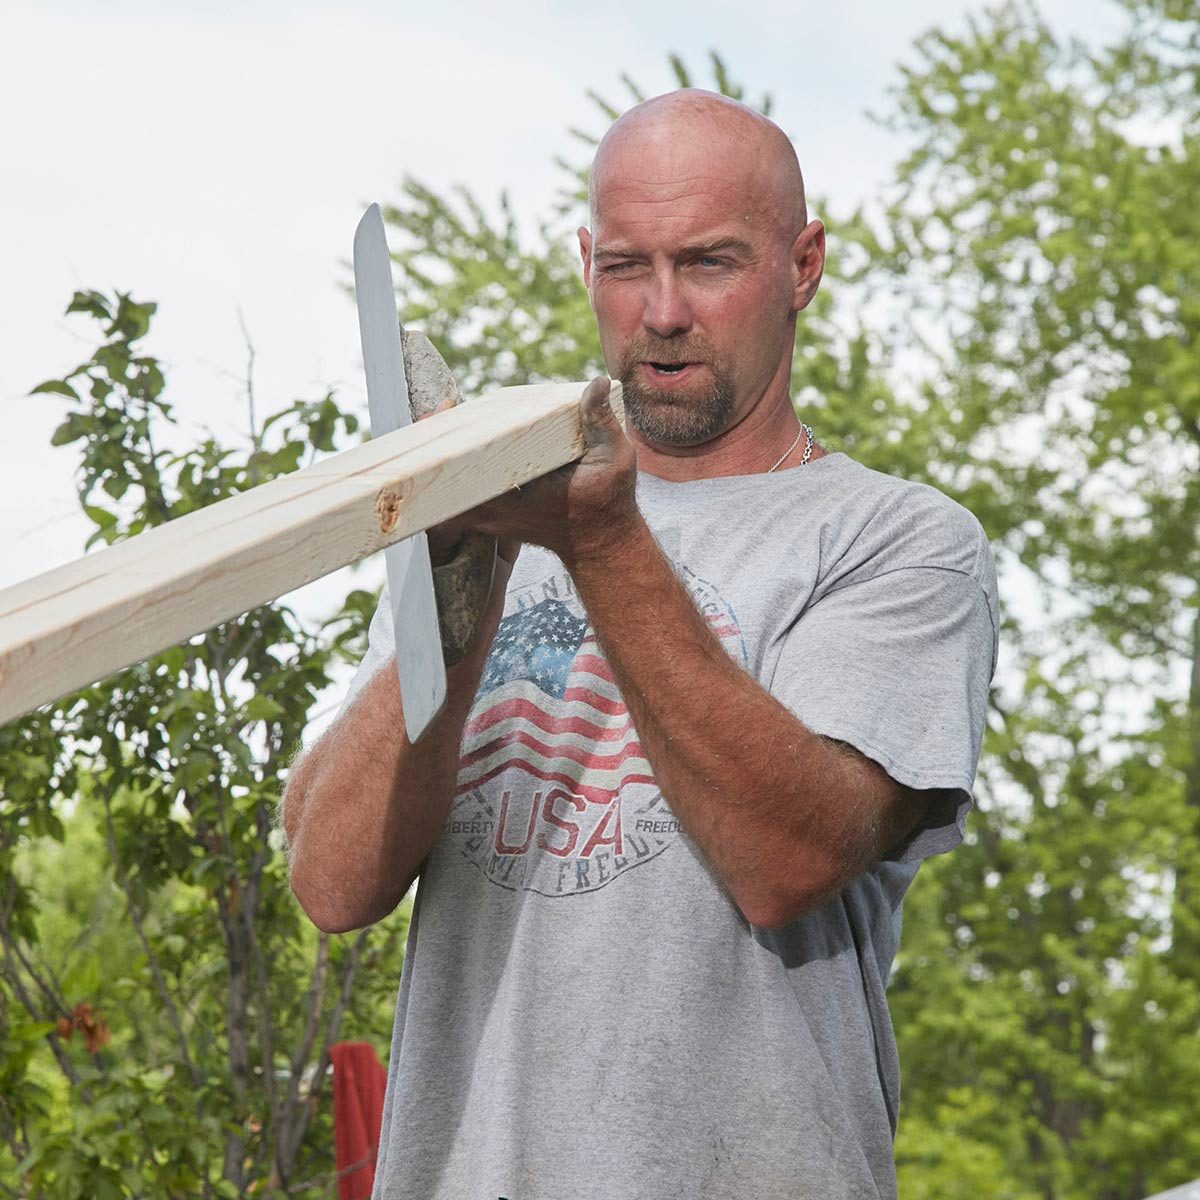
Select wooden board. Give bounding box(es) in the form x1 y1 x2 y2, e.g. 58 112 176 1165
0 379 622 725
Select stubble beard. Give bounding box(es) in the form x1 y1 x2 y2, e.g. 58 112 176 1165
616 344 738 447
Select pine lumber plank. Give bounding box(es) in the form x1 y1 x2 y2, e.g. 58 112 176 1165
0 380 621 725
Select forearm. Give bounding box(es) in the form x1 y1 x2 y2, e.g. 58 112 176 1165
565 517 891 926
283 647 486 933
448 382 919 924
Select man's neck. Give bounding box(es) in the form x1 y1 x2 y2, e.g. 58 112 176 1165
631 394 825 482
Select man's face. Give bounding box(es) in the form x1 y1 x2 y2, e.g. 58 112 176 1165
579 150 805 448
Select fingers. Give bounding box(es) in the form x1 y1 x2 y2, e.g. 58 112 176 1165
581 375 611 408
427 512 471 567
580 376 620 456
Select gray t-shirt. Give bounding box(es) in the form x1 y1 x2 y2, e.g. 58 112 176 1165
342 450 1000 1200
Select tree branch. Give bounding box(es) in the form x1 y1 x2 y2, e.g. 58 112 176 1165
276 933 329 1176
238 307 261 487
6 936 68 1021
217 881 249 1192
242 800 280 1180
307 929 375 1114
100 791 202 1086
279 926 378 1175
284 1152 375 1195
0 927 79 1087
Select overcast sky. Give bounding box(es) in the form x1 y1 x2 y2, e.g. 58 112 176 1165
1 0 1122 625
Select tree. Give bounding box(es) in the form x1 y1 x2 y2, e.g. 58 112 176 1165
845 2 1200 1195
7 25 1198 1195
0 292 405 1196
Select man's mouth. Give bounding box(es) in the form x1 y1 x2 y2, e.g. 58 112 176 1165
632 359 709 391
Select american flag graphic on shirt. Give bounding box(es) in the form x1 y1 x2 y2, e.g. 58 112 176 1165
456 599 653 804
444 557 747 897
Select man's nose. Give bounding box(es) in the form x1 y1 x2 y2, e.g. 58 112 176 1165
642 270 692 338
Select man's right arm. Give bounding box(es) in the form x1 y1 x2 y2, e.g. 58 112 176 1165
281 551 512 934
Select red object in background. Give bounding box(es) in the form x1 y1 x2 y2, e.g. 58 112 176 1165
331 1041 388 1199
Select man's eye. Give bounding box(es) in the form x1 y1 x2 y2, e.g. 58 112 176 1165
604 261 637 273
696 256 725 268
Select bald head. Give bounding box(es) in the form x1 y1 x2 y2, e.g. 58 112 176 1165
588 89 807 239
578 88 826 459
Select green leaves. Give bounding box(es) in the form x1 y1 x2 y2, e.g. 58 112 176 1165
242 695 286 723
850 4 1200 1194
31 379 79 400
49 412 87 445
3 291 403 1195
5 36 1197 1199
81 502 119 548
65 289 112 321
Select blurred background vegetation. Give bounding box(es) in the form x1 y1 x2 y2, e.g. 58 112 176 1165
1 0 1197 1195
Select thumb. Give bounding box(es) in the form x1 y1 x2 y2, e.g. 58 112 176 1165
579 376 620 456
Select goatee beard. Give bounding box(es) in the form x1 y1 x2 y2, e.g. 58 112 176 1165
618 362 737 447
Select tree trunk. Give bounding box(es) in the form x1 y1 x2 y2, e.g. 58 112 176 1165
221 884 249 1191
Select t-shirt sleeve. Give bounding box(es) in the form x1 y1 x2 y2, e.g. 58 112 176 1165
769 564 998 862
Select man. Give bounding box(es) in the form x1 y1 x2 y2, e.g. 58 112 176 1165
283 89 999 1199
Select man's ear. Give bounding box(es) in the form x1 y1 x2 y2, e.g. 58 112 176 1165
578 226 593 288
791 219 826 313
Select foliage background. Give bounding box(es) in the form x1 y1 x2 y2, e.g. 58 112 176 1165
2 1 1197 1195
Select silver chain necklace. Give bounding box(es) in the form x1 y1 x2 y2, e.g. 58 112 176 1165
767 422 814 473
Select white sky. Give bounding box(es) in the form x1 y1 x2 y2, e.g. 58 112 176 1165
1 0 1123 662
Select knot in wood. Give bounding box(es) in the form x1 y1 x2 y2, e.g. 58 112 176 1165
374 484 407 535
